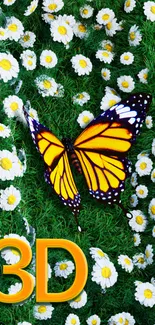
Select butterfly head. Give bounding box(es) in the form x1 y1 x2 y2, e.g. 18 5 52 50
62 137 73 152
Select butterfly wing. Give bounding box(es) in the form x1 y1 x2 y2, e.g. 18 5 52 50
73 93 152 204
24 110 80 215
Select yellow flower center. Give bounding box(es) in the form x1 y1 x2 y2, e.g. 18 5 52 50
140 162 147 170
38 306 47 313
78 24 86 32
30 5 36 13
8 24 18 32
97 250 105 257
78 94 84 99
7 195 16 205
144 289 153 299
152 172 155 178
102 51 109 57
108 99 117 107
10 102 19 111
92 320 97 325
130 32 136 40
58 26 67 35
102 14 110 21
0 125 5 131
82 116 90 124
151 206 155 215
79 59 87 68
106 22 112 30
101 266 111 278
124 55 130 60
102 71 107 77
124 320 129 325
83 9 88 15
0 30 5 36
138 257 145 264
48 14 55 19
0 59 12 71
105 44 112 51
136 215 144 225
145 250 150 258
43 80 52 89
143 73 148 79
126 0 130 7
138 189 144 195
0 158 12 170
131 198 134 203
124 258 131 265
151 6 155 14
74 294 81 302
59 263 68 270
122 81 129 88
29 112 34 118
48 3 57 10
45 56 53 63
118 318 124 324
28 60 33 66
23 35 30 42
71 319 77 325
133 236 137 242
11 249 20 256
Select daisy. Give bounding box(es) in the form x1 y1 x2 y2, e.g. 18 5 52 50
35 75 58 97
42 0 64 13
137 151 149 160
118 254 133 273
135 157 153 176
68 290 87 309
17 323 32 325
124 0 136 13
130 194 138 207
73 92 90 106
0 123 11 138
120 52 134 65
3 0 16 5
129 210 147 232
59 14 76 27
152 139 155 155
89 247 109 262
71 54 92 76
105 18 120 37
143 1 155 22
117 75 135 93
86 315 101 325
73 22 88 39
133 253 147 269
148 198 155 219
65 314 80 325
3 95 23 118
133 233 141 246
145 116 153 129
109 313 126 325
152 226 155 237
96 50 114 63
105 86 119 96
1 234 30 264
151 168 155 182
128 25 142 46
101 68 111 81
8 276 35 305
28 108 39 121
100 40 114 52
50 16 73 45
92 259 118 289
0 185 21 211
96 8 115 25
33 304 54 320
19 31 36 48
135 282 155 307
0 27 8 40
0 52 19 82
100 93 121 111
138 68 149 84
24 0 39 16
131 172 138 187
136 185 148 199
80 5 94 19
20 50 37 71
145 244 154 265
54 260 75 278
0 149 21 181
42 13 55 24
40 50 58 68
53 83 64 97
5 16 24 41
121 312 135 325
77 110 94 128
93 24 103 31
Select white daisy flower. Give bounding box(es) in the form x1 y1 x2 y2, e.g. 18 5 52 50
3 95 23 118
54 260 75 278
28 108 39 121
101 68 111 81
73 22 88 39
77 110 94 128
42 0 64 13
124 0 136 13
135 157 153 176
152 226 155 237
0 123 11 138
117 75 135 93
42 13 55 24
93 24 103 31
89 247 109 262
117 255 134 273
145 116 153 129
129 210 147 232
24 0 39 16
133 253 147 269
130 194 138 207
0 52 19 83
96 8 115 25
120 52 134 65
1 234 30 264
143 1 155 22
80 5 94 18
65 314 80 325
152 139 155 156
35 75 58 97
105 18 120 37
0 149 22 181
100 40 114 52
145 244 154 265
100 93 121 111
109 312 135 325
8 275 35 306
20 50 37 71
137 151 149 160
0 27 8 40
3 0 16 5
86 315 101 325
59 14 76 27
105 86 119 96
91 259 118 289
48 263 52 279
19 31 36 48
121 312 135 325
71 54 92 76
138 68 149 84
128 25 142 46
131 172 138 187
73 92 90 106
151 168 155 182
68 290 87 309
133 233 141 246
148 198 155 220
0 185 21 211
40 50 58 68
96 50 114 63
5 16 24 41
17 322 32 325
136 185 148 199
53 83 64 97
135 282 155 307
50 16 73 45
33 304 54 320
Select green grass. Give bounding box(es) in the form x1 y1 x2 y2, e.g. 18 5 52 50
0 0 155 324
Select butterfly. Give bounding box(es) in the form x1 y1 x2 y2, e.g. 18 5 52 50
24 93 152 224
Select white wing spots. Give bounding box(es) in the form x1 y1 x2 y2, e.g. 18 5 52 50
116 106 130 114
129 117 135 124
119 111 137 119
144 100 148 104
116 104 125 110
132 103 135 107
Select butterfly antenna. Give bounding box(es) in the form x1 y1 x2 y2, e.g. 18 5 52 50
117 202 133 220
